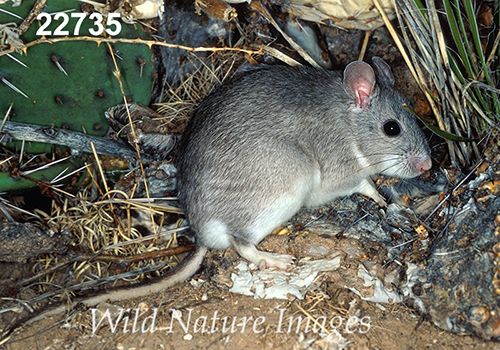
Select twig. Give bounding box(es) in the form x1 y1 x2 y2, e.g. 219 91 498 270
424 159 484 223
0 35 263 57
25 260 170 304
250 1 320 68
15 0 47 36
0 121 151 162
358 30 372 61
18 244 193 287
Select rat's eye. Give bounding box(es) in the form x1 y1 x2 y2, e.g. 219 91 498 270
383 120 401 137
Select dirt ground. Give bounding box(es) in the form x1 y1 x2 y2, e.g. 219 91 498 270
1 2 498 349
2 230 499 350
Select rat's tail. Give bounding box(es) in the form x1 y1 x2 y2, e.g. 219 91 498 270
2 245 207 341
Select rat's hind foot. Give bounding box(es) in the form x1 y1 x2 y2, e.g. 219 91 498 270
231 239 295 270
256 252 295 270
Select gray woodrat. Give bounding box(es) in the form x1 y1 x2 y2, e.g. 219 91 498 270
176 57 431 271
24 57 433 322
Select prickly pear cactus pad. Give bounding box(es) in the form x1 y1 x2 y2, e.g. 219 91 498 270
0 0 155 144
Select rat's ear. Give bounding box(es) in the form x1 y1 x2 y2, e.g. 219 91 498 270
343 61 376 109
372 57 395 87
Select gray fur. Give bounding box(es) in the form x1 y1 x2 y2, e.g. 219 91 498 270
177 58 432 268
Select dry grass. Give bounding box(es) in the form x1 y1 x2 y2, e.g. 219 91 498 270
6 53 243 310
376 0 500 168
154 54 240 124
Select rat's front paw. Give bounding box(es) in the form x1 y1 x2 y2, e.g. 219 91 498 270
372 193 387 207
357 178 387 207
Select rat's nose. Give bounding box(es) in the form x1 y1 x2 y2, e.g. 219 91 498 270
419 157 432 173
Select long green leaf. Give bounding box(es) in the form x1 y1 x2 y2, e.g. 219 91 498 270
463 0 500 112
451 0 491 112
443 0 474 79
455 0 477 77
404 104 475 142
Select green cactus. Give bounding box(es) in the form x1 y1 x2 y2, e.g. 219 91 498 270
0 0 155 190
0 156 85 192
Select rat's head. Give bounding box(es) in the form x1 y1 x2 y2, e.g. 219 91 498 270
342 57 432 178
